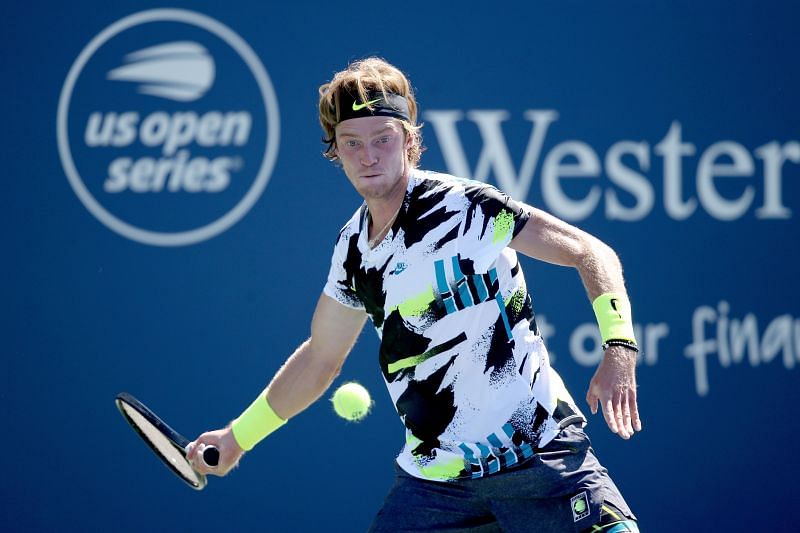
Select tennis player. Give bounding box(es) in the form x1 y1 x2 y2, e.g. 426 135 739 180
188 57 641 532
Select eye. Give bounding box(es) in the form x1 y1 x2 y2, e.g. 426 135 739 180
378 136 391 144
345 139 360 148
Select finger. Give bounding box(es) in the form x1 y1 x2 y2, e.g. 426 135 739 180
613 395 630 439
185 441 197 460
189 442 203 466
621 391 633 437
629 389 642 432
585 389 598 415
603 398 618 434
192 443 211 474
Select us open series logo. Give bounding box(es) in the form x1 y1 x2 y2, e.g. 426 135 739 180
57 9 280 246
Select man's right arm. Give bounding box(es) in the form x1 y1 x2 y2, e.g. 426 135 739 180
267 293 368 419
186 293 367 475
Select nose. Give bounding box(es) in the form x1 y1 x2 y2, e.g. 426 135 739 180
360 144 379 166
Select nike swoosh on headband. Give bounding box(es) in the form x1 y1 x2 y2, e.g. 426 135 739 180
352 98 382 111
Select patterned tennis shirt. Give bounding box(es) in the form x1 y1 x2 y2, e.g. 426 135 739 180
324 169 585 482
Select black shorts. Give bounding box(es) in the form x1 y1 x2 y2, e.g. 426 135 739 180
369 425 637 533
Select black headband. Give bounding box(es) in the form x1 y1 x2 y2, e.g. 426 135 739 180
337 90 411 123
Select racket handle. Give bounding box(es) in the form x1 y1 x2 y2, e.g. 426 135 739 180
202 446 220 467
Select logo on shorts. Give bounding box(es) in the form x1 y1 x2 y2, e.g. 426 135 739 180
57 9 280 246
571 491 590 522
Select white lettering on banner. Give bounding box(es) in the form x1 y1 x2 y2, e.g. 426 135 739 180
424 110 557 200
653 121 696 220
605 141 653 221
684 301 799 396
104 151 241 193
755 141 800 218
541 305 796 398
85 111 250 193
542 141 602 221
85 111 251 155
424 112 797 221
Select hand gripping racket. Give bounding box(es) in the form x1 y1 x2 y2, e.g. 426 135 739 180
115 392 219 490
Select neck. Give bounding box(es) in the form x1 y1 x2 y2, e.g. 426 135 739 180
365 171 409 225
366 171 409 246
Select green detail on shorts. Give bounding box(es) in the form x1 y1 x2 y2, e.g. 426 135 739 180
574 498 587 514
509 288 525 314
492 209 514 244
419 457 464 480
391 285 435 317
597 521 639 533
601 504 622 521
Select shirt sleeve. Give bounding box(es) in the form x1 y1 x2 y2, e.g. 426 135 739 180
461 182 530 273
322 229 365 310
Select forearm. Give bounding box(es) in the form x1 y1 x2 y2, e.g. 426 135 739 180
186 340 341 474
265 338 344 420
508 207 641 437
511 207 629 301
574 235 628 301
231 295 365 451
510 207 634 336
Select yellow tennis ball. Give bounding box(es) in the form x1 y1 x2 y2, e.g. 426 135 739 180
332 382 372 421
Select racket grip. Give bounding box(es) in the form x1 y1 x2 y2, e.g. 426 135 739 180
202 446 220 467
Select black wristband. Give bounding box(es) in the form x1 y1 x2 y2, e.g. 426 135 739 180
602 339 639 352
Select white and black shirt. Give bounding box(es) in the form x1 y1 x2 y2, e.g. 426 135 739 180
324 170 585 481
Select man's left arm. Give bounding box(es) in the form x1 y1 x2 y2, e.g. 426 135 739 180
509 205 642 440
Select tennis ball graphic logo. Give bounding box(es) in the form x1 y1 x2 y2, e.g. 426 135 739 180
331 382 372 422
106 41 214 102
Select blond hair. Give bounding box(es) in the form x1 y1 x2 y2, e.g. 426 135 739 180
318 57 424 166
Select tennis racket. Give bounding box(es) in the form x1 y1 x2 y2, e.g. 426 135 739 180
115 392 219 490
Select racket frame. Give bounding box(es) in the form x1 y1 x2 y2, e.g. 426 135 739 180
115 392 208 490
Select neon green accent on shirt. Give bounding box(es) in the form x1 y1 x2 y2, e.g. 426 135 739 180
419 457 464 480
510 288 526 314
388 353 432 373
492 209 515 244
391 285 435 317
387 328 465 373
406 432 422 447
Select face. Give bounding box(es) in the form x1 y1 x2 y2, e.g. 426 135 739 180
334 116 410 202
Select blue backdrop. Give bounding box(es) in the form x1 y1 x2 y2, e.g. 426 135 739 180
3 1 798 531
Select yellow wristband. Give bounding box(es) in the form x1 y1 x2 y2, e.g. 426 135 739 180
591 293 637 345
231 392 286 451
